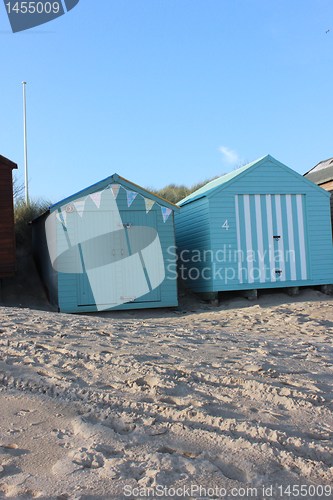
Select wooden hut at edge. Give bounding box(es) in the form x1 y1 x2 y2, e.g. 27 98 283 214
32 174 178 313
175 155 333 299
0 154 17 278
304 157 333 234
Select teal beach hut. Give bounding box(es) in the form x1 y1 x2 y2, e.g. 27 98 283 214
32 174 178 313
175 155 333 298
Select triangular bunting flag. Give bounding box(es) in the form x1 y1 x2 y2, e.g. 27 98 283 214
126 190 138 207
144 198 155 213
90 191 102 208
56 209 67 227
111 184 121 199
73 199 86 217
161 207 172 223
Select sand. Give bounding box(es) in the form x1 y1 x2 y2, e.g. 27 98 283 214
0 288 332 499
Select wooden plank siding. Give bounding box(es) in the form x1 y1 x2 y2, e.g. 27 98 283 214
176 155 333 294
32 174 178 313
0 155 17 277
175 197 212 292
316 183 333 238
57 190 179 313
331 192 333 236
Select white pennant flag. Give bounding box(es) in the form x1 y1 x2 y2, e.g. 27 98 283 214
144 198 155 213
74 199 86 217
90 191 102 208
56 209 67 227
111 184 121 199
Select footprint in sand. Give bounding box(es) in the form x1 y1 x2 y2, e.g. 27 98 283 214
71 447 105 469
209 456 248 482
52 428 73 440
14 409 32 417
0 443 29 457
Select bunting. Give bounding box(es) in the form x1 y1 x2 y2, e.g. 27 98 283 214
90 191 102 208
111 184 121 199
56 209 67 227
144 198 155 213
161 207 172 223
126 190 138 207
56 183 174 228
74 200 86 217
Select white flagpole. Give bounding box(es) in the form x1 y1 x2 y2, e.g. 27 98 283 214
22 81 29 205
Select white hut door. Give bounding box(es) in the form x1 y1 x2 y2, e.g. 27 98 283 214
121 211 161 303
235 194 309 284
76 211 161 306
76 210 124 306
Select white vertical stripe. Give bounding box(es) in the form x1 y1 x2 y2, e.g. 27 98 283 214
296 195 307 280
266 195 276 282
243 195 254 283
275 195 286 281
286 195 297 281
235 195 243 284
255 195 265 283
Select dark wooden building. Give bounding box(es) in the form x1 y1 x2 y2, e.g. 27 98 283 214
0 155 17 277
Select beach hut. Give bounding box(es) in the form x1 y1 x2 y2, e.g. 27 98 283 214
32 174 178 313
175 155 333 299
304 157 333 233
0 154 17 278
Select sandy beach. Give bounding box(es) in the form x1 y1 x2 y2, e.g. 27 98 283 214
0 288 332 499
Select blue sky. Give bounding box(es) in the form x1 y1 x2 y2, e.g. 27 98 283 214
1 0 332 203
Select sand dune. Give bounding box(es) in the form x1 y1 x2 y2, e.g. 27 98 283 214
0 289 332 499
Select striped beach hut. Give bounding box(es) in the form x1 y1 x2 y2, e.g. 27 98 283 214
175 155 333 299
32 174 178 313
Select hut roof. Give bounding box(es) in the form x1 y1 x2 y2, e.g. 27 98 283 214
304 158 333 185
178 154 326 206
0 154 18 170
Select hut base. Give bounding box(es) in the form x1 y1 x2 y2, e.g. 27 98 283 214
199 292 219 304
320 284 333 295
242 289 258 301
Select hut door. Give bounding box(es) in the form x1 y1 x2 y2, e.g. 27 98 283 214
121 211 161 303
76 210 125 307
235 194 309 285
77 210 162 306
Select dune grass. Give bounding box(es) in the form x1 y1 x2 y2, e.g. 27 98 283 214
14 198 51 247
147 178 218 204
